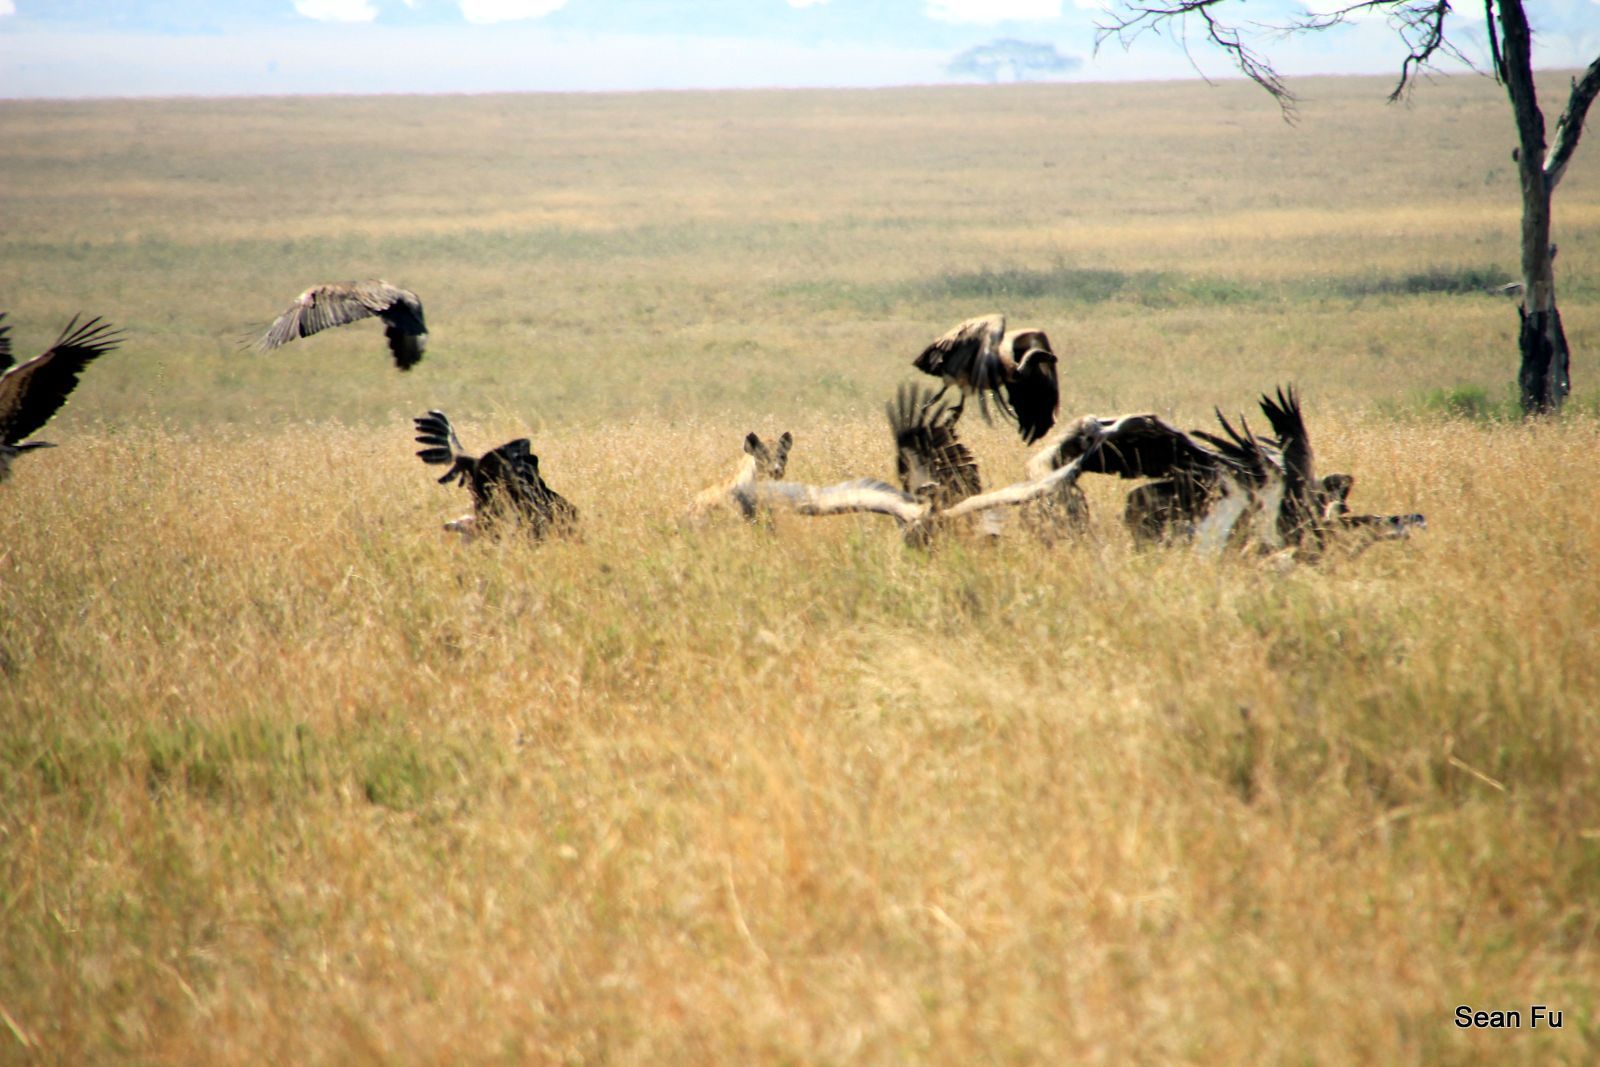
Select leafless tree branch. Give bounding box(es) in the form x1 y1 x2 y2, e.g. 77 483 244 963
1098 0 1466 115
1484 0 1506 83
1096 0 1298 115
1386 0 1455 101
1544 55 1600 192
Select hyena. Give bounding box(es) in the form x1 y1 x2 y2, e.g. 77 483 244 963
686 431 794 523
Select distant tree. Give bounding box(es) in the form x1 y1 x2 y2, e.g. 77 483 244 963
1097 0 1600 415
948 39 1082 84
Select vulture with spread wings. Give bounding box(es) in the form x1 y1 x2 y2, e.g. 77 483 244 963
413 410 577 541
256 281 428 370
911 313 1060 444
1032 387 1425 552
1033 408 1265 545
1 314 124 482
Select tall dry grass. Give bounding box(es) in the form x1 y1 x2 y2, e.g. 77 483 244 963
2 73 1599 1062
4 413 1599 1063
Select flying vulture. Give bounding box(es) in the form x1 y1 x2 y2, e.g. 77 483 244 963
257 281 428 371
911 313 1060 443
0 314 123 482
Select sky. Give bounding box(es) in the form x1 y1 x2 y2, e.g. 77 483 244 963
0 0 1595 99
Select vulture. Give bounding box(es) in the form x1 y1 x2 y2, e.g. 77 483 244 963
887 381 981 509
911 313 1060 444
736 383 1110 546
413 410 577 541
1032 409 1257 545
1241 386 1426 550
256 281 428 370
1030 387 1426 553
0 314 123 483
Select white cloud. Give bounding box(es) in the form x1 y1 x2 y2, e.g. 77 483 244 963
459 0 568 23
293 0 379 22
1298 0 1388 21
925 0 1063 22
0 2 15 17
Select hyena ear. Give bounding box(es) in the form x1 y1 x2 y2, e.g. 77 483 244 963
743 432 764 457
775 432 794 462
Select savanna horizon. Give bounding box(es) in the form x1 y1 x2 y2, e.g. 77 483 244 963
3 73 1598 1062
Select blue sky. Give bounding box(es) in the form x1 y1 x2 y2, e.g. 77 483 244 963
0 0 1595 98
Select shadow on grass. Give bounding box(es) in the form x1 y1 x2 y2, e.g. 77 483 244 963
1326 265 1509 298
917 264 1264 307
775 261 1545 314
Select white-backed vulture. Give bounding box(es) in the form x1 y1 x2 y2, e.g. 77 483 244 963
1030 387 1426 553
0 314 123 482
413 410 577 541
911 313 1060 444
257 281 427 371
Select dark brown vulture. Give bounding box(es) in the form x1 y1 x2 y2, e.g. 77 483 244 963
1241 386 1426 550
888 381 982 509
257 281 427 370
413 410 577 541
911 313 1060 444
0 314 123 482
1031 387 1425 553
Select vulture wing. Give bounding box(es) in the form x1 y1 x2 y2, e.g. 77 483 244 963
0 312 11 374
1194 410 1277 485
887 382 981 506
413 409 474 485
911 313 1005 384
0 315 123 446
1256 386 1314 497
742 478 927 525
1032 413 1232 482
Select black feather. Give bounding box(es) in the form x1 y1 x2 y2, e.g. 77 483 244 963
887 382 982 507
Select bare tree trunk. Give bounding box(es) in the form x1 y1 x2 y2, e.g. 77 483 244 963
1496 2 1600 413
1518 305 1570 413
1495 0 1564 413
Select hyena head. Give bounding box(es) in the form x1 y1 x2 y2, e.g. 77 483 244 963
743 431 794 481
686 431 796 525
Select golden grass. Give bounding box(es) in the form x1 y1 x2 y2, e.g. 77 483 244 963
4 416 1599 1063
3 71 1600 1062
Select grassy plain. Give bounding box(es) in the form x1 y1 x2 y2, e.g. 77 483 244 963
3 73 1600 1063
